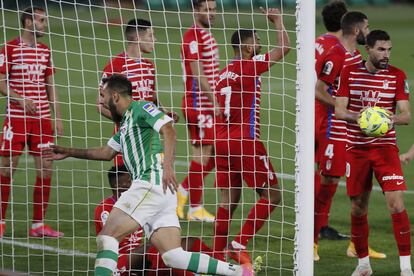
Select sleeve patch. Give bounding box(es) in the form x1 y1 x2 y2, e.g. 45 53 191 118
322 61 334 75
143 102 161 117
189 41 198 55
100 211 109 225
405 80 410 94
0 54 5 67
253 54 266 61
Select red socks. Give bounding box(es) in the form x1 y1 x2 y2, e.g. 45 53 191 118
214 207 231 253
234 198 276 247
0 175 11 221
351 214 369 258
182 158 215 207
314 183 338 243
32 177 51 223
392 209 411 256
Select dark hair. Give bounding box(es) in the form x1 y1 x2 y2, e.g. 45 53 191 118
322 1 347 32
21 6 45 28
231 29 256 50
107 165 129 189
101 74 132 97
192 0 215 9
125 18 151 42
366 30 390 48
341 11 368 36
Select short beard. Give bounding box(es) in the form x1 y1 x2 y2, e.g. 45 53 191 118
109 100 122 123
373 59 388 69
356 32 366 45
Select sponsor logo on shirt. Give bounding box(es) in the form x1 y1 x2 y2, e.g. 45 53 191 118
322 61 334 75
253 54 266 61
360 90 381 107
405 80 410 94
189 40 198 54
383 80 389 89
143 102 161 117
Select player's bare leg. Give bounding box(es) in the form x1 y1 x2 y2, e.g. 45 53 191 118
350 192 372 276
177 143 215 222
384 191 412 275
0 155 20 237
229 184 280 265
95 207 141 275
29 155 62 238
151 226 251 276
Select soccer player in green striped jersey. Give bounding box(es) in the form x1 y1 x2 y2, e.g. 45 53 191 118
46 74 253 276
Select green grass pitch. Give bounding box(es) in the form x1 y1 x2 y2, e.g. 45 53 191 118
0 3 414 275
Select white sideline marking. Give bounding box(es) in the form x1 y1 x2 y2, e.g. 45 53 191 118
0 238 96 259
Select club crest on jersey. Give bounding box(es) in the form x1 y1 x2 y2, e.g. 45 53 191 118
0 54 4 67
322 61 333 75
405 80 410 94
143 102 161 117
189 41 198 54
383 80 389 89
360 90 380 107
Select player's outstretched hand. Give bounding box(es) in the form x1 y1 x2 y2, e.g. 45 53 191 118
259 7 282 25
166 111 180 123
162 165 178 194
43 145 69 161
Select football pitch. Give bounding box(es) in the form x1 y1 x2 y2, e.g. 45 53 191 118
0 3 414 275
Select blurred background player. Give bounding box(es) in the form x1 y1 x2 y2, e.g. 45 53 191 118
177 0 220 222
97 18 178 167
213 7 290 265
0 6 63 238
314 0 349 241
313 10 384 261
95 166 213 275
335 30 412 276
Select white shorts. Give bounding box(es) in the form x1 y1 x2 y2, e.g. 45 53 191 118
114 179 180 238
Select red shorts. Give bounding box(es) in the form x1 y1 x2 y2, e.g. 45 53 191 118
215 139 278 189
346 145 406 197
0 117 54 156
182 98 215 146
318 138 346 177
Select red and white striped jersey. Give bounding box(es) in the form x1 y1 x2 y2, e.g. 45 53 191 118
215 53 270 140
337 62 409 147
101 53 156 102
317 44 362 142
0 37 54 119
315 34 340 126
181 25 220 110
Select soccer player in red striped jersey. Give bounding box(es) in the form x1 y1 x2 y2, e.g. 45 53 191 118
97 19 178 167
213 7 290 264
313 11 371 260
335 30 413 276
177 0 220 222
314 0 349 242
0 6 63 238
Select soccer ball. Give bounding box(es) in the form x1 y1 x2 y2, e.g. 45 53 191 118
359 106 391 137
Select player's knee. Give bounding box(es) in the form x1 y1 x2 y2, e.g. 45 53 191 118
351 199 368 216
387 199 405 214
96 235 119 252
161 247 190 269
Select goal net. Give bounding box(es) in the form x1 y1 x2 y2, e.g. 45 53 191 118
0 0 314 275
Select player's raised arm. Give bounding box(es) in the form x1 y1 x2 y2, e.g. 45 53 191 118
159 122 178 194
260 7 290 64
47 145 117 161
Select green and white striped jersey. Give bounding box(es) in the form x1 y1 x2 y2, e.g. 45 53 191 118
107 101 173 185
